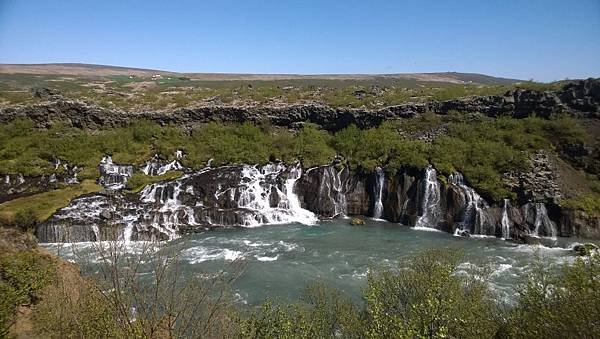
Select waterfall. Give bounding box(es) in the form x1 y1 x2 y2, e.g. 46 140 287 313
320 166 347 217
142 154 184 176
236 164 317 226
91 225 100 241
501 199 511 239
415 166 441 229
120 217 137 242
532 203 557 238
140 180 185 239
98 156 133 189
373 167 384 219
279 164 318 224
449 173 490 235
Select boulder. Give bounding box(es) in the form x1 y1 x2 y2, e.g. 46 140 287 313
350 217 365 226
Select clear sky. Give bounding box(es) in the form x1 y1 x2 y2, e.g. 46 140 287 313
1 0 599 81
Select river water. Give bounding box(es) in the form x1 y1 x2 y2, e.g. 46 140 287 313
42 219 589 306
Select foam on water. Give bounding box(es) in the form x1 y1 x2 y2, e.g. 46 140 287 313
43 211 588 306
183 247 244 264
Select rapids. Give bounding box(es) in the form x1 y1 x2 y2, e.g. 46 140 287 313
42 219 586 307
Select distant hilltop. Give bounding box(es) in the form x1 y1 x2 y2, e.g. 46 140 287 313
0 63 520 85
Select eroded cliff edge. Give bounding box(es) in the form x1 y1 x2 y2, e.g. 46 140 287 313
1 79 599 131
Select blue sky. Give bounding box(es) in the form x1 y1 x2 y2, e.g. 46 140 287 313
1 0 599 81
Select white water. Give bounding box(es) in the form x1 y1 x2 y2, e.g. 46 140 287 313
501 199 511 239
373 167 384 219
236 164 317 226
142 154 184 176
319 166 348 217
415 166 441 229
140 180 186 240
532 203 557 238
99 155 133 189
449 173 489 235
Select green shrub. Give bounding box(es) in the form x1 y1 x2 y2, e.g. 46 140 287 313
239 282 362 338
363 248 499 338
13 208 38 231
292 124 335 167
562 194 600 216
504 255 600 338
0 251 55 336
0 114 590 204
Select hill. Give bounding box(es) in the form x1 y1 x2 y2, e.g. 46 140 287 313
0 63 520 84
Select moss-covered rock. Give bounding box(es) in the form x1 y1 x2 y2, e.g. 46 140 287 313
350 217 365 226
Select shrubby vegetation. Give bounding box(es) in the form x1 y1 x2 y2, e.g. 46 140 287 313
562 194 600 216
0 248 55 337
3 240 599 338
0 111 591 202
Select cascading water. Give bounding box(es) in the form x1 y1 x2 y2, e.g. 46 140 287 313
449 173 490 235
98 156 133 189
140 179 186 240
319 166 348 217
373 167 384 219
236 164 317 226
501 199 511 239
415 166 441 229
279 164 318 224
142 154 184 176
532 203 557 238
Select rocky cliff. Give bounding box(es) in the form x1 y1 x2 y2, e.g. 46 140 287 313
1 79 599 132
31 158 596 244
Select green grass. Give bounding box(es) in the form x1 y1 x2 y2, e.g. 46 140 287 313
125 171 184 193
0 180 101 224
0 73 559 110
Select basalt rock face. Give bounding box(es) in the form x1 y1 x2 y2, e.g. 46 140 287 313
35 160 583 243
503 151 564 205
2 79 599 132
0 163 79 203
558 209 600 239
36 163 319 242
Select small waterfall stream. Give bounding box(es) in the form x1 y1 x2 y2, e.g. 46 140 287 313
532 203 557 238
449 173 490 235
415 166 441 229
501 199 511 239
142 154 184 176
319 166 348 217
140 180 187 240
98 155 133 189
373 167 384 219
